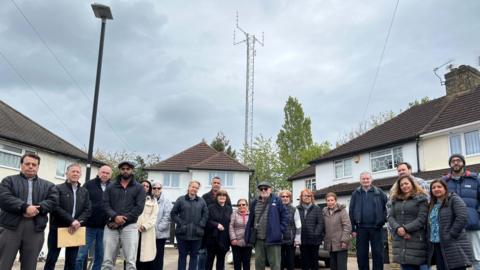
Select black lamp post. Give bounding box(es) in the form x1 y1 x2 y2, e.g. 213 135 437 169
85 3 113 182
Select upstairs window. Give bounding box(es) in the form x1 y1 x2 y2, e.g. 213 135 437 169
449 131 480 156
334 158 352 179
208 171 234 187
305 178 316 191
370 147 403 172
163 173 180 187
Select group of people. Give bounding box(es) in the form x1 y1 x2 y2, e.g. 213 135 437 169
0 152 479 270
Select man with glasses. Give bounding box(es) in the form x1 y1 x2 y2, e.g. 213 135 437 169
443 154 480 270
75 165 112 270
152 182 172 270
245 181 288 270
102 161 146 269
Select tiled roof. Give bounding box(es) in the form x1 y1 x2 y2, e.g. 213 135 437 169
288 165 315 181
146 142 251 172
0 100 90 160
310 87 480 164
314 163 480 199
188 151 252 172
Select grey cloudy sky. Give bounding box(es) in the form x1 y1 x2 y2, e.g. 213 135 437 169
1 0 479 159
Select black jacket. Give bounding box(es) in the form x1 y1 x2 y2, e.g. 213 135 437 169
171 194 209 240
103 177 146 227
297 204 325 245
202 190 232 207
50 181 91 228
84 177 111 228
0 173 58 232
206 203 232 252
349 185 388 232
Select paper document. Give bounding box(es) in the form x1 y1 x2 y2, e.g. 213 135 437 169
57 227 86 248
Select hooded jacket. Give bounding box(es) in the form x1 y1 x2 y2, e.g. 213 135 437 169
323 203 351 252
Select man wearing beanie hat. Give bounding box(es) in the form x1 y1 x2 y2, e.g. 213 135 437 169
443 154 480 270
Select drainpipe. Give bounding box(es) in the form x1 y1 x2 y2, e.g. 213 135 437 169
416 137 421 173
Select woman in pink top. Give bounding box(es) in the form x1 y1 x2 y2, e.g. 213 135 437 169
229 198 252 270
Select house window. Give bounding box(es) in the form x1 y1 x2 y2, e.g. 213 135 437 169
208 171 234 187
305 178 316 191
334 158 352 179
163 173 180 187
449 131 480 156
370 146 403 172
0 143 35 170
56 159 73 178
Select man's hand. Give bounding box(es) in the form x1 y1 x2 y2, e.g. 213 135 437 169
138 225 146 232
341 242 348 249
294 240 301 247
23 205 40 218
68 220 81 234
217 224 224 231
231 239 238 246
114 216 127 225
397 227 406 237
351 232 357 238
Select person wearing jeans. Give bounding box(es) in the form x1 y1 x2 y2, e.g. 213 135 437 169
102 223 140 269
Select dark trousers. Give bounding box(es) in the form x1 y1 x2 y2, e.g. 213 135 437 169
0 218 44 270
178 239 202 270
281 244 295 270
330 250 348 270
152 238 167 270
356 227 384 270
206 244 227 270
44 228 79 270
400 265 420 270
300 244 319 270
231 245 251 270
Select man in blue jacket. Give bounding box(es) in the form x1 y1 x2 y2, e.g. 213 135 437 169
349 172 388 270
245 181 288 270
443 154 480 270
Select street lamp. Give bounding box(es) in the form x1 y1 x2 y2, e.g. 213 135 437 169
85 3 113 182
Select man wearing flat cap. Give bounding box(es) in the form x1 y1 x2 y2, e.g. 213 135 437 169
102 161 146 269
245 181 288 270
442 154 480 270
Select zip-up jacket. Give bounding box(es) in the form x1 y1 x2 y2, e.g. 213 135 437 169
84 177 111 228
349 185 388 232
50 181 91 228
443 171 480 230
297 203 325 245
0 173 58 232
171 194 209 241
103 176 146 227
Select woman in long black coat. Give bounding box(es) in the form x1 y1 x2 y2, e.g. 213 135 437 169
205 189 233 270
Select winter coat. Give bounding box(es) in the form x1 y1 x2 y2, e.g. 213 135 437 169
51 181 91 228
137 195 158 262
202 190 232 207
322 204 351 252
229 209 249 247
349 185 388 232
282 204 301 245
171 194 209 241
388 194 428 265
84 177 111 228
297 203 325 245
0 173 58 232
443 171 480 230
103 177 146 227
206 203 233 252
427 193 473 269
155 193 172 239
245 194 289 245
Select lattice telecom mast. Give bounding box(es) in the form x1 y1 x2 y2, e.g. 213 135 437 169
234 11 264 151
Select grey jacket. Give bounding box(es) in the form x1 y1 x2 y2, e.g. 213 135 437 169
388 194 428 265
155 193 172 239
322 204 351 252
427 193 473 269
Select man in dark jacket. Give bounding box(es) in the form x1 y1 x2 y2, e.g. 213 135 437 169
0 153 58 270
102 161 146 270
443 154 480 270
171 180 209 270
245 181 288 270
44 163 92 270
75 164 112 270
349 172 388 270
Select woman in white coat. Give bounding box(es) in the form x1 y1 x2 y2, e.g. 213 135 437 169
136 180 159 270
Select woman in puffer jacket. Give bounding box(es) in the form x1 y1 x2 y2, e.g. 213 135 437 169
388 176 428 270
323 192 351 270
279 190 301 270
229 198 252 270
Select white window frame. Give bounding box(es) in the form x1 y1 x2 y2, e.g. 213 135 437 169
334 158 352 179
163 172 180 188
370 146 403 173
208 171 235 187
305 178 316 191
449 130 480 157
0 142 35 170
56 158 74 179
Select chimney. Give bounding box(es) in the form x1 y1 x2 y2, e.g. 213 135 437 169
444 65 480 96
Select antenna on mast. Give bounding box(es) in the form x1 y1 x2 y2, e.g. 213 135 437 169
233 11 264 154
433 59 453 86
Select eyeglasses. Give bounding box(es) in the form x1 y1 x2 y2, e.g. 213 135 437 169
450 158 463 163
258 187 269 191
152 187 162 190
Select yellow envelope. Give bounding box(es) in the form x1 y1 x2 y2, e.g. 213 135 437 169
57 227 86 248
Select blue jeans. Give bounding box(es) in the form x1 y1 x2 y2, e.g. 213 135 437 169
197 248 207 270
356 227 384 270
177 239 202 270
419 264 430 270
75 227 104 270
